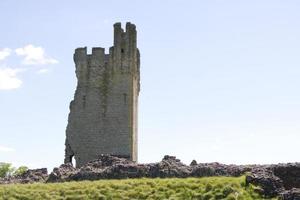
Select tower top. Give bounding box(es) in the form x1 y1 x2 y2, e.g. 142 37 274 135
74 22 137 65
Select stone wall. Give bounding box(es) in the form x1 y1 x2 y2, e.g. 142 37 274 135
64 22 140 167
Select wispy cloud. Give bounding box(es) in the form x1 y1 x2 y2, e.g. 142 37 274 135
0 67 23 90
15 44 58 65
0 145 15 152
36 68 50 74
0 48 12 61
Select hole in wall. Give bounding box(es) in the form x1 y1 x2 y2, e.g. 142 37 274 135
70 155 74 165
72 156 77 167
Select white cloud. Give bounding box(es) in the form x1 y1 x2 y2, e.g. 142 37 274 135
0 145 15 152
0 48 12 61
36 68 50 74
15 44 58 65
0 68 23 90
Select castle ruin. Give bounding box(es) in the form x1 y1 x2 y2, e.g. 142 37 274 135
64 22 140 167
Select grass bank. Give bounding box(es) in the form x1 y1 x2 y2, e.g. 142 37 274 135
0 176 276 200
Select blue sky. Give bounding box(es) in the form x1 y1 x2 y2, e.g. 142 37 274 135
1 0 300 170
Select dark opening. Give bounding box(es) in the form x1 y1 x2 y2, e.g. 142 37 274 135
82 95 86 108
121 48 124 53
69 155 74 165
123 93 127 104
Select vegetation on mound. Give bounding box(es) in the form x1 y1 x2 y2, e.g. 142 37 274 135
0 176 277 200
0 163 28 178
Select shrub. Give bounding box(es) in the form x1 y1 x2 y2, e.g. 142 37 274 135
13 166 29 176
0 163 15 178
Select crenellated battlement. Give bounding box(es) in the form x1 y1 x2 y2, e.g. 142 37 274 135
74 22 139 87
74 22 137 66
74 47 106 64
73 47 87 63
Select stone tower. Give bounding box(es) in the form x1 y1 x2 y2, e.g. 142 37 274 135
64 22 140 167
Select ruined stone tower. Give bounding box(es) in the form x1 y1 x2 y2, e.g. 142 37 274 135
64 22 140 167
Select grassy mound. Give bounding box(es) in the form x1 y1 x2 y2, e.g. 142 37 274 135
0 176 276 200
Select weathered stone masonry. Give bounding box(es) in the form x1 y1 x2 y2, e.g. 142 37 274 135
64 22 140 167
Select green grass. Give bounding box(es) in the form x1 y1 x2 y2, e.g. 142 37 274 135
0 176 277 200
